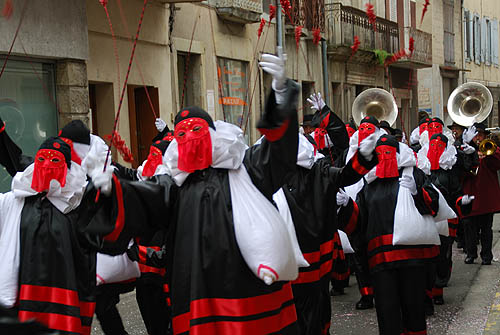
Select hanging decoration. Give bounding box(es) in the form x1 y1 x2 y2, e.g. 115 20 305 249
295 25 303 49
2 0 13 19
365 3 377 32
385 49 408 66
421 0 430 26
280 0 292 21
258 18 266 38
351 36 360 57
269 4 276 25
104 131 134 163
374 49 390 66
409 37 415 57
312 28 321 46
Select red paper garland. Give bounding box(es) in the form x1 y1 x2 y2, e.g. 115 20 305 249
421 0 430 26
2 0 12 19
258 18 266 38
269 4 276 25
365 3 377 32
280 0 292 21
104 131 134 163
351 35 360 56
385 49 408 66
312 28 321 46
409 37 415 57
295 25 302 49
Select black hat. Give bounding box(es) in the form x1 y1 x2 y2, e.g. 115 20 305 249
59 120 91 145
378 120 394 134
151 139 170 155
447 121 466 130
473 122 490 134
430 133 448 145
393 128 403 137
346 121 357 131
175 106 215 130
376 134 399 152
428 117 444 125
39 137 72 169
360 115 379 126
419 117 431 126
301 114 314 126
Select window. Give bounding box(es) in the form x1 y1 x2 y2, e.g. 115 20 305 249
486 18 492 66
474 14 481 65
493 19 499 66
0 59 57 192
216 58 249 142
443 1 455 65
178 52 202 109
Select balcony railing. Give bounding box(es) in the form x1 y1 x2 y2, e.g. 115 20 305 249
405 27 432 65
325 3 399 56
287 0 325 31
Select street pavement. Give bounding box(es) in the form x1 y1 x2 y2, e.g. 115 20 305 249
92 214 500 335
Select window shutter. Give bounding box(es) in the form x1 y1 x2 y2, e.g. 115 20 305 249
486 19 491 65
469 12 474 61
475 14 481 64
481 17 487 63
493 19 499 66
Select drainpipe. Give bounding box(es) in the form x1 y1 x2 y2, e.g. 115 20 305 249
276 2 283 48
321 39 330 102
461 0 466 85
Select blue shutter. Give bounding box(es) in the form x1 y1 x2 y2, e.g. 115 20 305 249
493 19 499 66
469 12 474 61
481 17 487 63
475 14 481 64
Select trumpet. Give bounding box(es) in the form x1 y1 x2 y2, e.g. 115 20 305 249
479 138 498 156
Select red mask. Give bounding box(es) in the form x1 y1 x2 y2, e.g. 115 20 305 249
142 146 163 177
346 125 356 138
313 128 328 150
175 118 212 173
419 123 428 135
427 138 446 170
358 123 376 145
31 149 68 192
375 145 399 178
60 137 82 165
428 122 443 138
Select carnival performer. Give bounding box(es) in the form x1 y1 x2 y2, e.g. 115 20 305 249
272 93 377 334
87 48 303 334
417 133 474 305
354 134 440 335
462 123 500 265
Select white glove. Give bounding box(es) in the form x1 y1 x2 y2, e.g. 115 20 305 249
461 143 476 155
336 189 350 207
359 133 377 160
155 118 166 132
307 92 326 111
89 167 114 196
260 47 287 104
462 125 478 144
399 174 417 195
461 195 475 205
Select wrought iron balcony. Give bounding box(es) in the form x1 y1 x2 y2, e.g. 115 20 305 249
395 27 433 68
325 3 399 62
286 0 325 32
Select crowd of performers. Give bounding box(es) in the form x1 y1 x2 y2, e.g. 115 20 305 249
0 49 499 335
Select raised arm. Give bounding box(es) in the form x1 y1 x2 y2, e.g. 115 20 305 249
0 118 33 176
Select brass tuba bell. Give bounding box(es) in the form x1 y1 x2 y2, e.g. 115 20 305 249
479 138 498 156
352 88 398 126
447 82 493 127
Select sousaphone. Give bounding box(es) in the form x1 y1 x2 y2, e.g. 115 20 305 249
447 82 493 127
352 88 398 126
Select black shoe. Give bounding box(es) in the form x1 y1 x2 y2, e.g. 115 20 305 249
425 302 434 316
464 257 476 264
355 296 374 310
433 295 444 305
330 287 345 296
482 259 492 265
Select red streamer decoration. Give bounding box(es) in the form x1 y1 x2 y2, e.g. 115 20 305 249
312 28 321 46
385 49 408 66
351 35 360 56
365 3 377 32
295 25 302 49
104 131 134 163
409 37 415 57
99 0 108 6
269 4 276 25
421 0 430 26
258 18 266 38
280 0 292 21
2 0 13 19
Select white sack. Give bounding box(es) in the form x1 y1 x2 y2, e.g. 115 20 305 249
338 230 354 254
229 165 298 285
392 167 441 246
96 252 140 286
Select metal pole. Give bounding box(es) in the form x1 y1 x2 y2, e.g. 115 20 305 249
276 2 283 48
321 39 330 102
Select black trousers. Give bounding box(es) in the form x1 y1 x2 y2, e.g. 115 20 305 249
136 280 171 335
372 266 427 335
95 283 135 335
463 213 494 262
353 250 373 297
435 235 454 289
